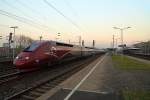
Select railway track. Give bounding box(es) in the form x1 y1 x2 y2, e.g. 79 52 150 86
0 72 20 85
0 62 18 76
5 55 100 100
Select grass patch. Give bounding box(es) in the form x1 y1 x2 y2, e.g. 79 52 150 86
123 90 150 100
112 55 150 70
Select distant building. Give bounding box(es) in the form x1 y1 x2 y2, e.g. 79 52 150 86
0 47 10 57
3 43 9 48
133 41 150 54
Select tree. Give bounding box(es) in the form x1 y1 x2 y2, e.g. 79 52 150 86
15 35 34 52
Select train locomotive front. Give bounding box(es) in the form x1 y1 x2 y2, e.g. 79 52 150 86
13 41 58 71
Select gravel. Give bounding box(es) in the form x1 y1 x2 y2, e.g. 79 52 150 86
0 63 17 76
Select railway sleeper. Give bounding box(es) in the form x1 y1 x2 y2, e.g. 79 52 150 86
45 84 57 88
35 88 47 93
30 91 42 96
22 94 37 100
49 82 60 86
25 91 41 97
50 79 65 84
44 83 55 87
0 76 15 82
40 86 52 90
54 78 66 82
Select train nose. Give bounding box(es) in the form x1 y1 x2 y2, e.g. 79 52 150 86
13 52 33 66
13 56 30 65
15 56 30 60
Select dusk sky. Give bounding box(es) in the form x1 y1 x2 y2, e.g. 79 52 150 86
0 0 150 48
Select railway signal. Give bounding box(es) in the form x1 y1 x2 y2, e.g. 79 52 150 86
57 33 61 36
56 33 61 42
0 36 2 39
10 26 18 60
9 33 13 43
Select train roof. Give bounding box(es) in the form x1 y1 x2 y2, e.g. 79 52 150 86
124 47 141 50
33 40 97 49
56 42 73 47
85 47 94 49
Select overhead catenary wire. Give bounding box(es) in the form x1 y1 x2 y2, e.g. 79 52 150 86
2 0 42 22
16 0 79 37
0 24 10 28
63 0 78 17
3 0 52 27
0 9 57 32
63 0 87 34
43 0 83 33
16 0 48 24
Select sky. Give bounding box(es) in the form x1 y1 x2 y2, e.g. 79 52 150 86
0 0 150 48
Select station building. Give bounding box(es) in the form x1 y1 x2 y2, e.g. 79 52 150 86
133 41 150 55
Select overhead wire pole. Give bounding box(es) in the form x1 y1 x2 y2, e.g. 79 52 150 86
78 36 82 56
40 36 42 42
112 35 115 54
10 26 18 60
78 36 81 46
92 40 95 48
115 37 120 54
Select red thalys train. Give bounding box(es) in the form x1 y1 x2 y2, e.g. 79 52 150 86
13 41 102 71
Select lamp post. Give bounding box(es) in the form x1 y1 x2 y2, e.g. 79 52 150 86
10 26 18 60
113 27 131 54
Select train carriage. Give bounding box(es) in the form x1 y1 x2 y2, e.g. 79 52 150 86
13 41 99 71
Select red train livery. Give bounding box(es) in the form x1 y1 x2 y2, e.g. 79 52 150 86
13 41 99 72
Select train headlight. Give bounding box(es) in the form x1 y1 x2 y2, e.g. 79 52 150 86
16 56 19 59
25 57 29 60
35 59 39 63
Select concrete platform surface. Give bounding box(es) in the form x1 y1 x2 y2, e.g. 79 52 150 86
47 88 121 100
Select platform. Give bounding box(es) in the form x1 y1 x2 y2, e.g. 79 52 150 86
37 54 123 100
47 88 120 100
126 55 150 64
